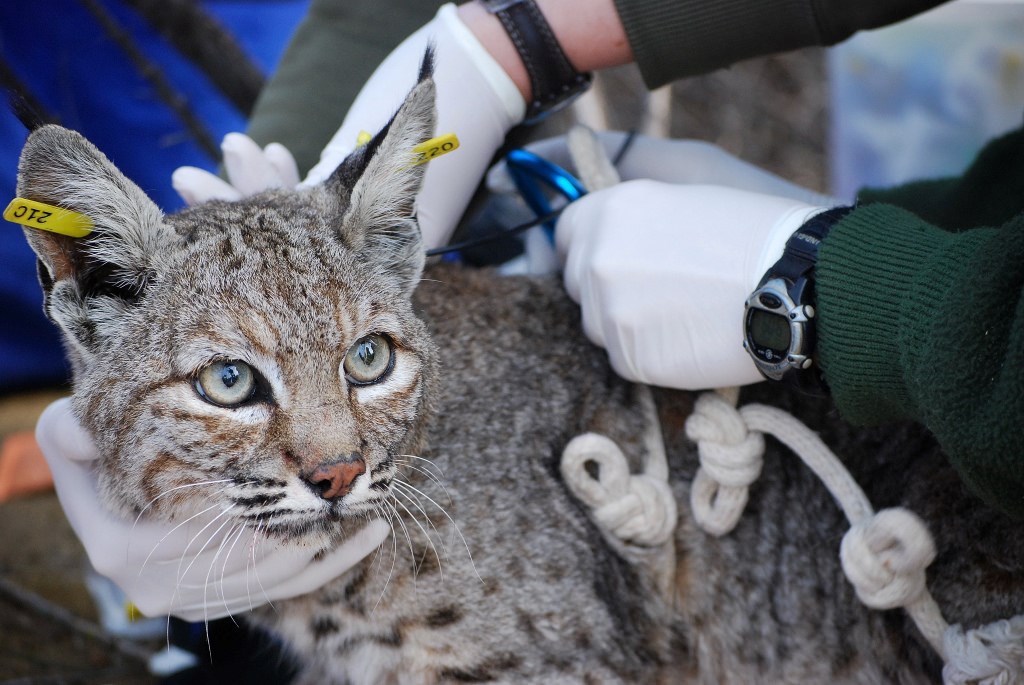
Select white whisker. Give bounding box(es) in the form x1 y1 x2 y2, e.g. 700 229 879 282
213 522 250 626
249 515 279 614
371 502 406 614
134 499 228 590
391 480 481 583
394 459 453 504
390 485 447 580
131 478 235 529
396 453 446 480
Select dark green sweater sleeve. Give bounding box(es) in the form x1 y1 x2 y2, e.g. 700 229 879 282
816 128 1024 518
613 0 948 88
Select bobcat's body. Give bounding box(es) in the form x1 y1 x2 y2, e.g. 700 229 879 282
17 57 1024 683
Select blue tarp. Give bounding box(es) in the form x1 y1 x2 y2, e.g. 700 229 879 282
0 0 309 392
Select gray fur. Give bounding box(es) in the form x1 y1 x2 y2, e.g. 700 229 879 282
17 68 1024 684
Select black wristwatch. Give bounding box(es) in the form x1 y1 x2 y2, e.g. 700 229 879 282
481 0 592 123
742 206 852 393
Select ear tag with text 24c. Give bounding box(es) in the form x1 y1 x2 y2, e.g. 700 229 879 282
4 198 94 238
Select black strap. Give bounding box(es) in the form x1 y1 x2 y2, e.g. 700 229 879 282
481 0 591 122
770 205 854 284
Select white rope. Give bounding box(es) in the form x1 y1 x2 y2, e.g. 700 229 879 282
561 431 677 547
554 124 1022 679
558 385 678 600
685 389 1024 683
558 127 678 599
944 618 1024 685
684 392 765 536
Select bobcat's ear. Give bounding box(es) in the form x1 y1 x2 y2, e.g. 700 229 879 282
16 125 170 353
328 49 436 296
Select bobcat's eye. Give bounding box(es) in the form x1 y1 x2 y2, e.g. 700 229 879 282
343 334 394 385
195 360 256 407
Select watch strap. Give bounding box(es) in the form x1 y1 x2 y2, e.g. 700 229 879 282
751 204 853 394
763 205 853 286
481 0 592 122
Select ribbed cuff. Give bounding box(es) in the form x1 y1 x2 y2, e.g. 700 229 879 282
815 203 962 424
612 0 819 88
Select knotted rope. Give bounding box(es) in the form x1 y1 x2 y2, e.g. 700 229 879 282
560 424 676 547
554 123 1022 681
558 126 678 599
559 385 678 600
686 389 1024 683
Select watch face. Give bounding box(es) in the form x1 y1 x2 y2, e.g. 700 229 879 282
748 308 791 360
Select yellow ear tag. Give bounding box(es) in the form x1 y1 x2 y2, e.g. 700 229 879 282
355 130 373 147
125 601 144 622
4 198 94 238
410 133 460 166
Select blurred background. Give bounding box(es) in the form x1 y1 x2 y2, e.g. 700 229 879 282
0 0 1022 682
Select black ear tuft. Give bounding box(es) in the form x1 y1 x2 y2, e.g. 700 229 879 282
4 83 57 132
418 44 436 83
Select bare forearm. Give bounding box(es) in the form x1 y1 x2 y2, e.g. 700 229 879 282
457 0 633 103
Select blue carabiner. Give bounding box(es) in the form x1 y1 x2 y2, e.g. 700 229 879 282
504 148 587 240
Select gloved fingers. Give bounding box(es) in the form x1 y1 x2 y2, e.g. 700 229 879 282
221 133 289 195
557 204 609 351
153 520 389 620
171 166 243 205
303 5 524 250
553 190 592 298
36 400 125 567
119 518 298 620
263 142 301 188
36 398 97 463
173 518 387 599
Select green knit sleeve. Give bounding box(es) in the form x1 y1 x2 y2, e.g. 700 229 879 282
816 128 1024 518
611 0 947 88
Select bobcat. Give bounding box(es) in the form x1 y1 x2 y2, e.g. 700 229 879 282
18 56 1024 683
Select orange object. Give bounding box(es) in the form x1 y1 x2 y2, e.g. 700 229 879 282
0 431 54 501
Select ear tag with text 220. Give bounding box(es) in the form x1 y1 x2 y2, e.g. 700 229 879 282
410 133 460 166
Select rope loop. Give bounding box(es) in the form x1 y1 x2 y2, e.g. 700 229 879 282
561 432 677 547
839 508 935 610
685 392 765 536
943 617 1024 685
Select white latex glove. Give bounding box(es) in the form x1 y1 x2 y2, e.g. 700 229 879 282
37 398 389 622
172 133 301 205
489 130 841 206
302 3 525 250
556 180 831 390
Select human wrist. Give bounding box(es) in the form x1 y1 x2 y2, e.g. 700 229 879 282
458 2 532 102
458 0 632 107
753 204 831 290
743 205 852 391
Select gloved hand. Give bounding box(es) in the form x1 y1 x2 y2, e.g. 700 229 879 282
37 398 389 622
172 133 301 205
172 4 523 250
556 180 831 390
488 130 840 206
301 3 525 249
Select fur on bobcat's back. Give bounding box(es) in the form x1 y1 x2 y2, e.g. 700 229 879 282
18 56 1024 683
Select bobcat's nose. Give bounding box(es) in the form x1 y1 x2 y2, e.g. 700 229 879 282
303 453 366 500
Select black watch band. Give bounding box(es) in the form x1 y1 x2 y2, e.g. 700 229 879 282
770 206 850 286
743 205 853 394
481 0 592 123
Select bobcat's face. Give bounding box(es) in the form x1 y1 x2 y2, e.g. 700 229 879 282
76 195 436 546
18 55 439 548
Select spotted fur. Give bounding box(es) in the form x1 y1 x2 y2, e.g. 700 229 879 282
18 59 1024 684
